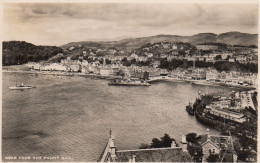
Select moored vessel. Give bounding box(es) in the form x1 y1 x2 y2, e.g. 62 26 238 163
108 79 151 86
186 102 194 115
9 83 35 90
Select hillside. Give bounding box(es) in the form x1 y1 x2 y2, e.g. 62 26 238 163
3 41 63 66
61 32 257 50
217 32 257 46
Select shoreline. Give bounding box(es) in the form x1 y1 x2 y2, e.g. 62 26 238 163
2 69 256 90
147 76 256 90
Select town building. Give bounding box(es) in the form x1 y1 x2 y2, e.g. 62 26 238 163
196 45 219 50
98 131 192 162
197 129 237 162
204 105 247 123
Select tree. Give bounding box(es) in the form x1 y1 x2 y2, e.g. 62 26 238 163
105 59 111 64
150 138 161 148
187 144 203 162
149 133 176 148
160 133 175 147
186 133 198 144
207 154 220 162
215 55 222 60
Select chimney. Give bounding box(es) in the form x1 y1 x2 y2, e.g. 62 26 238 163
171 140 177 148
109 130 117 161
206 128 210 141
206 128 210 135
132 154 136 162
181 135 188 152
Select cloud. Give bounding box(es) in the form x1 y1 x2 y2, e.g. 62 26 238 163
3 3 258 46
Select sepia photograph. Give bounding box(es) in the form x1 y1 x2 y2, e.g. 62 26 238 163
1 0 258 162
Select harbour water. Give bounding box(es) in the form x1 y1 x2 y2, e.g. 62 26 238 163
2 72 234 162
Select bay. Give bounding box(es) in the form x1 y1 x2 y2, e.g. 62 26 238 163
2 72 233 162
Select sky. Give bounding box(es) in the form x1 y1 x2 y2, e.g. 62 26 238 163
2 2 258 46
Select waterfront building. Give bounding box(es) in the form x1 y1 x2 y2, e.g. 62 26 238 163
81 66 89 74
205 105 247 123
26 62 41 70
191 68 206 80
100 67 112 76
160 69 168 76
151 60 160 68
61 57 81 65
45 63 67 71
206 69 218 81
81 60 89 66
148 68 161 77
98 132 192 162
68 64 81 72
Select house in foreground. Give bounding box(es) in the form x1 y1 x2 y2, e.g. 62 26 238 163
98 131 191 162
197 129 237 162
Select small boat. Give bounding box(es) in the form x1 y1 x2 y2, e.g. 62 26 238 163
186 102 194 115
9 83 35 90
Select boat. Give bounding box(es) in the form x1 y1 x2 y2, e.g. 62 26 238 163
186 102 194 115
108 79 151 86
9 83 35 90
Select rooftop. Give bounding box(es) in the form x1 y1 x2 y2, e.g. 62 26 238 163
116 147 192 162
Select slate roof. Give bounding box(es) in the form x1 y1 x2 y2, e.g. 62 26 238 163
198 134 236 162
198 134 233 150
116 147 192 162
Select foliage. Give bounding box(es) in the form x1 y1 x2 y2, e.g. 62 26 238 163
3 41 63 65
160 133 175 148
186 133 198 144
150 133 176 148
187 143 203 162
150 138 162 148
105 59 112 64
215 55 222 60
206 154 220 162
139 133 177 149
185 132 203 162
158 59 258 73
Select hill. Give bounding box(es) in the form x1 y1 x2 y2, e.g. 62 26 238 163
217 32 257 46
61 32 257 51
2 41 63 66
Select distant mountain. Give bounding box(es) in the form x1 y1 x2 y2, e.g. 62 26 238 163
3 41 63 66
61 32 257 51
217 32 257 46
